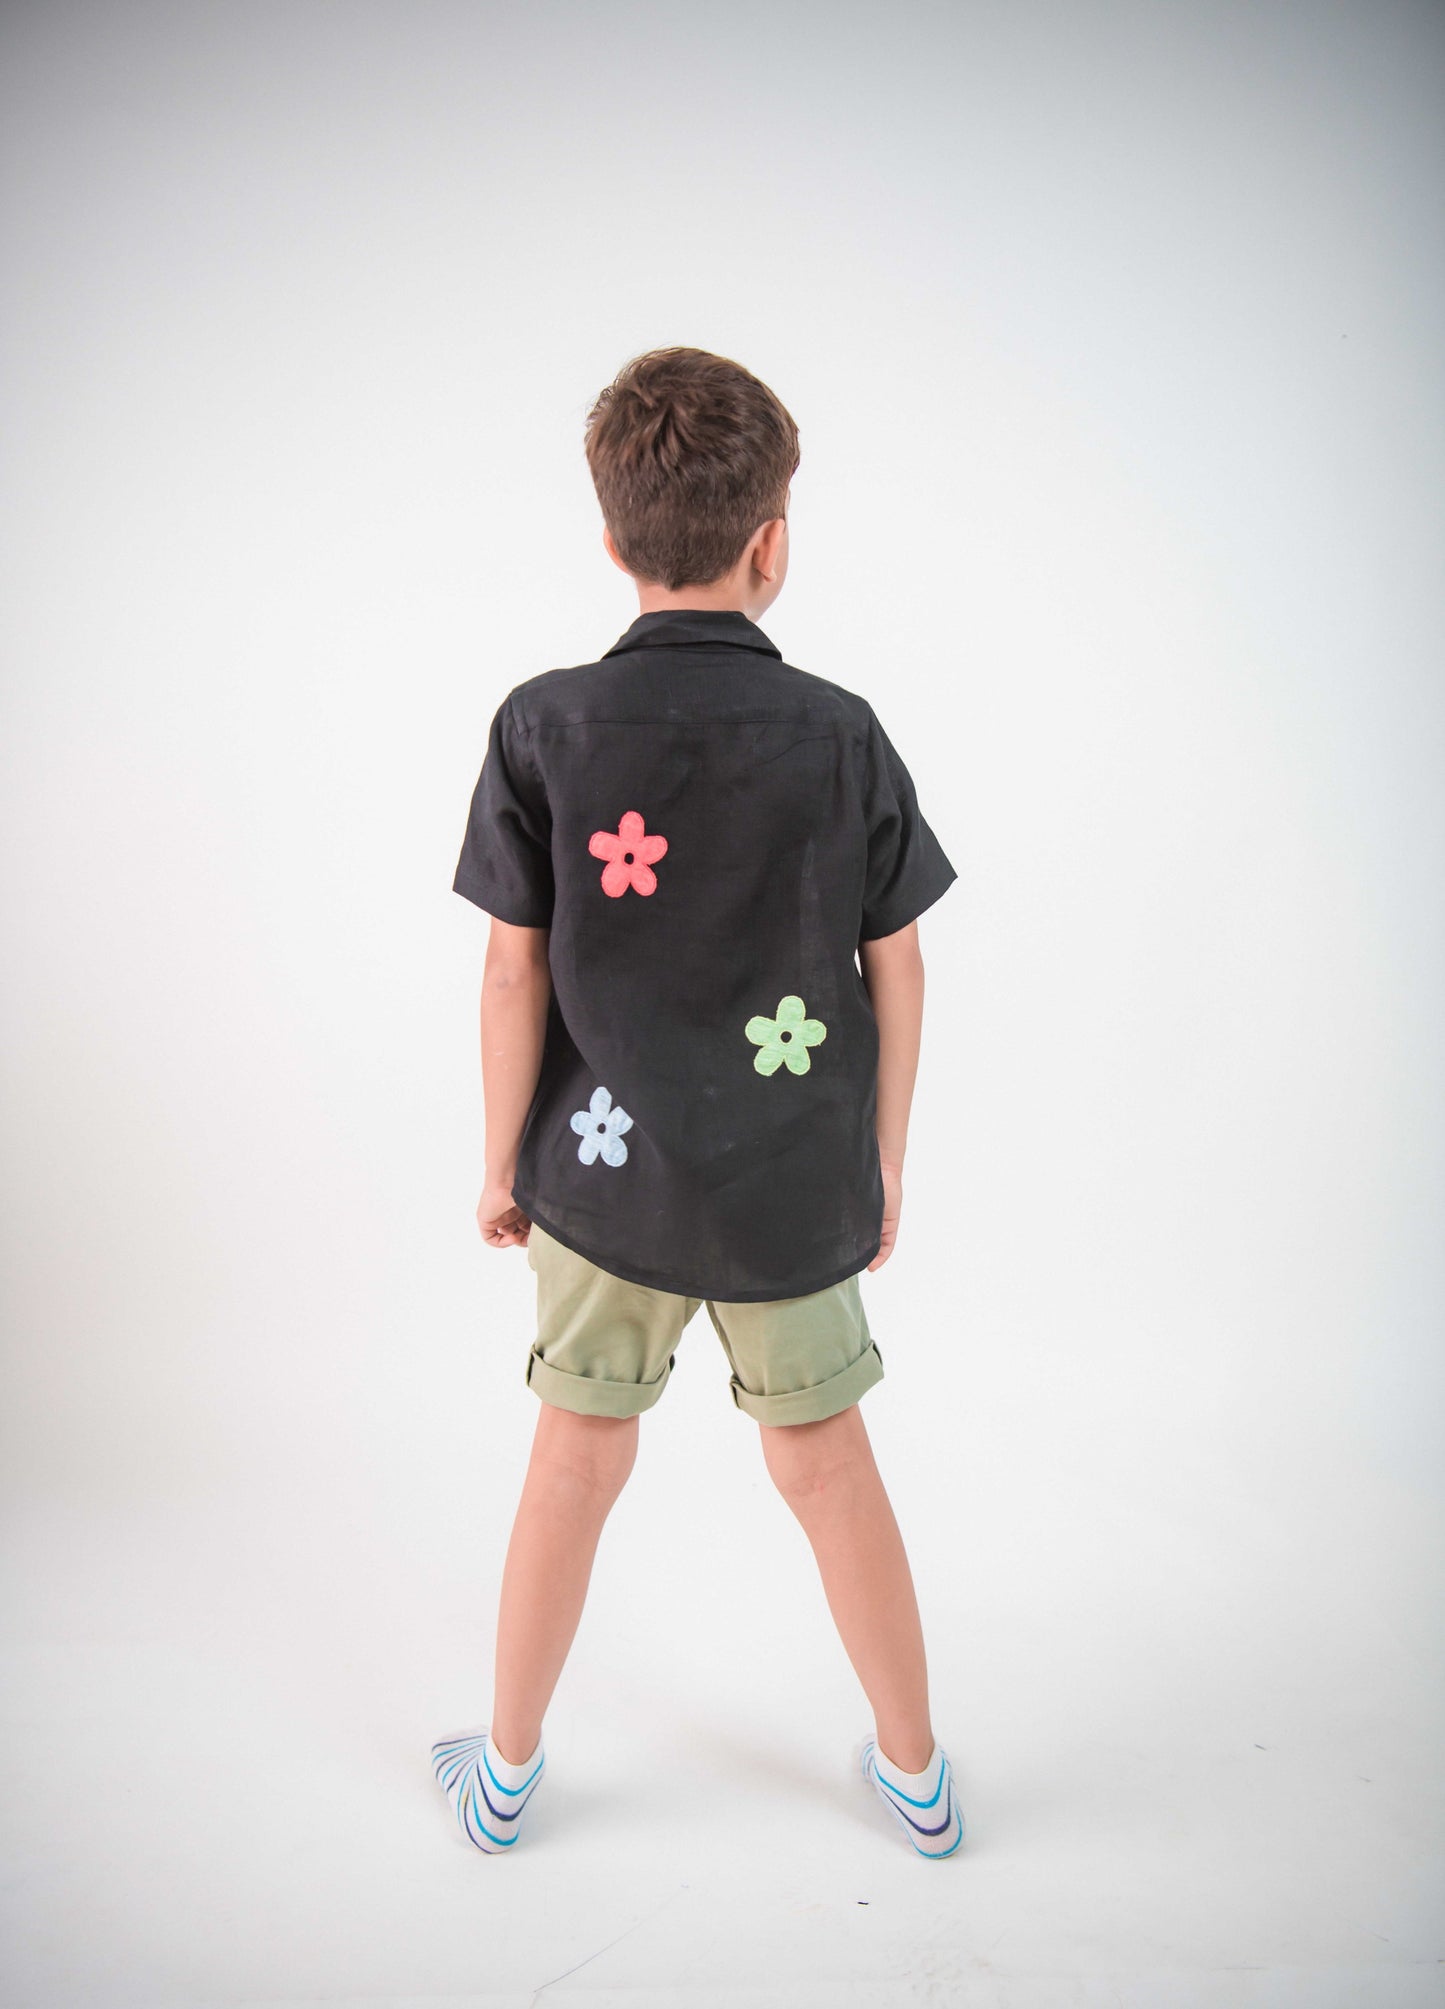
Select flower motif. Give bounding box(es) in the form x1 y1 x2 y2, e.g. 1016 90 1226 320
569 1084 634 1165
588 809 668 897
744 994 828 1076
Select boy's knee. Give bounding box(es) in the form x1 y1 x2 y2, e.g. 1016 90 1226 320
536 1405 639 1496
758 1404 868 1504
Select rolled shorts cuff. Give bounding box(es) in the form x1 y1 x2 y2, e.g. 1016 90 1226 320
729 1338 886 1426
525 1343 675 1419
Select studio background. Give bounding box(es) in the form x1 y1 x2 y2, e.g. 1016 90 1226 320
1 3 1441 2004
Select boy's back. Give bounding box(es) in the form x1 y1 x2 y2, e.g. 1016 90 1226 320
454 602 956 1301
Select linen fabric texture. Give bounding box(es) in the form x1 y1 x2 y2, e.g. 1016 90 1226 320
452 608 958 1302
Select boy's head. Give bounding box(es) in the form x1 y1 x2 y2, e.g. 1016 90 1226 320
585 347 799 616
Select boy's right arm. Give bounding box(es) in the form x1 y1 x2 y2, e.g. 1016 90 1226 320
858 919 926 1269
475 917 552 1250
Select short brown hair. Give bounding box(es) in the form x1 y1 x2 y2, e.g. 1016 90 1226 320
584 347 799 590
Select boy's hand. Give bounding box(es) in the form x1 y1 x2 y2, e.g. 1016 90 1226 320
866 1159 903 1270
476 1182 532 1249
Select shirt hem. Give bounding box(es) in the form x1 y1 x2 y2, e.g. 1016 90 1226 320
513 1187 882 1304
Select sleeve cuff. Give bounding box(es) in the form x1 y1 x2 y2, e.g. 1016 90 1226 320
858 857 959 942
452 870 552 929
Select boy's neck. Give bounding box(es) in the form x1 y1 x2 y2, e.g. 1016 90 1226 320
634 583 771 620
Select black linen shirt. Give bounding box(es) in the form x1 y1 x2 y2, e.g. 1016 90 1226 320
453 608 958 1302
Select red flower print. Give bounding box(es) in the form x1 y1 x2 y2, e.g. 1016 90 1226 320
588 809 668 898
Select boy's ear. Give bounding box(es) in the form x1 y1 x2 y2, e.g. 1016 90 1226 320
602 525 631 576
752 515 787 583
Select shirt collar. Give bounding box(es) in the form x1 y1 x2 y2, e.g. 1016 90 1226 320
602 608 783 660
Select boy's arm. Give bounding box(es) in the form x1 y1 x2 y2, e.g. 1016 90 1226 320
858 919 925 1269
475 916 552 1250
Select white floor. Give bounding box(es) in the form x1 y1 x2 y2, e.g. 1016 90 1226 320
2 1324 1441 2009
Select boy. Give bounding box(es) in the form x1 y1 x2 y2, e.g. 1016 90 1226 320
431 348 963 1860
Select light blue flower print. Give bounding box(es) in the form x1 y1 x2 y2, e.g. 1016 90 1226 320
569 1084 633 1166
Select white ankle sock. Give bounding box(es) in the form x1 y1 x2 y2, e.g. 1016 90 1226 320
430 1723 546 1853
861 1735 965 1858
488 1733 542 1782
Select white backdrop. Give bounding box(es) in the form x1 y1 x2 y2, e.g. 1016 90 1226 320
2 4 1441 2005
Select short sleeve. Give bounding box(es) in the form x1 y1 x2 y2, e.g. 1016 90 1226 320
452 695 555 927
859 705 959 942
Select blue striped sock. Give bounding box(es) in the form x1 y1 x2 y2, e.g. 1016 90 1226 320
861 1735 965 1858
430 1724 546 1853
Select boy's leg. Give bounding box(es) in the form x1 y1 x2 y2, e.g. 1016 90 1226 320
758 1403 935 1772
490 1401 639 1764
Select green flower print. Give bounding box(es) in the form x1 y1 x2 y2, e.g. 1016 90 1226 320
744 994 828 1076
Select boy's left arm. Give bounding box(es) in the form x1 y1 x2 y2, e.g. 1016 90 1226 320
475 917 552 1249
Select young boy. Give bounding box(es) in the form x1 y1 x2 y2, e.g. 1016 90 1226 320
431 347 964 1860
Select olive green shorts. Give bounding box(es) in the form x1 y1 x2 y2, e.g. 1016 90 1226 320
523 1221 885 1426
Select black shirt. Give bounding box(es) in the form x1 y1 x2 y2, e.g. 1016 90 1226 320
452 607 959 1302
